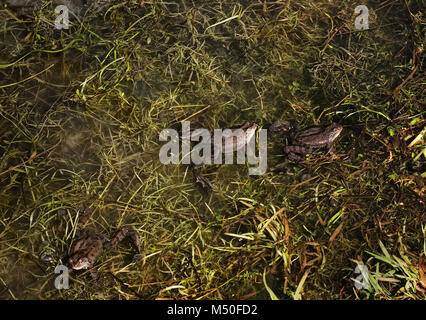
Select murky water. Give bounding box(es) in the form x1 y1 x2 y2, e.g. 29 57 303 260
0 1 424 300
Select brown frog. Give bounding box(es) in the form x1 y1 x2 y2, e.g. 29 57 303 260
183 121 257 189
284 123 343 161
67 208 141 275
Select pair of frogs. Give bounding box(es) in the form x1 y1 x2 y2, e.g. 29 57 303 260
189 121 343 188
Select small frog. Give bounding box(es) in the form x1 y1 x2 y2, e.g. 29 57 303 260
182 121 257 189
269 120 292 133
66 208 141 276
284 123 343 161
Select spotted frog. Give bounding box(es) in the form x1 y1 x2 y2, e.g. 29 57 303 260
284 123 343 161
67 208 141 274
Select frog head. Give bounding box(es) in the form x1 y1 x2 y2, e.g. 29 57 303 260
328 123 343 141
68 255 91 270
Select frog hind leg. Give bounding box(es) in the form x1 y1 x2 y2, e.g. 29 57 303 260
287 151 304 161
76 207 94 229
89 268 99 281
195 172 215 190
284 145 311 161
269 121 292 133
240 121 253 130
105 226 141 252
193 165 215 190
75 227 89 238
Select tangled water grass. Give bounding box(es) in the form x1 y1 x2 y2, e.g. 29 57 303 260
0 0 424 299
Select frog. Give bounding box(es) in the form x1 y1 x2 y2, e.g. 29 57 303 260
283 122 343 161
269 120 292 133
66 208 141 277
182 121 257 189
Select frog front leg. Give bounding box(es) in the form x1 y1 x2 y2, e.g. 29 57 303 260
76 207 94 228
325 142 336 155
